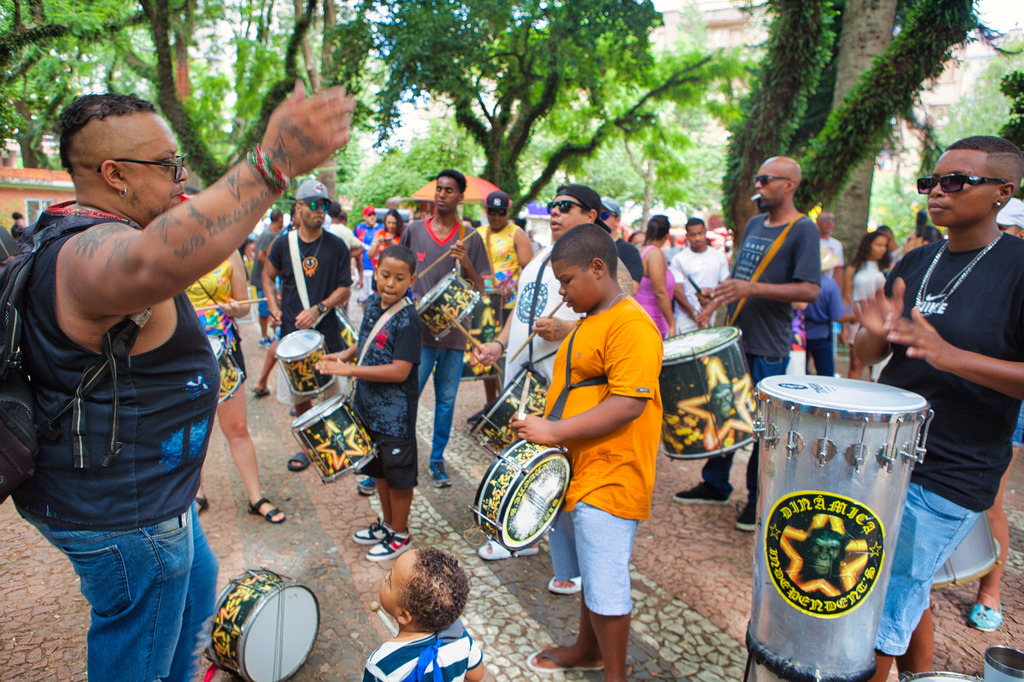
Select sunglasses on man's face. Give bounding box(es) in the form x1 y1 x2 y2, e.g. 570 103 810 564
547 199 584 214
916 173 1007 194
305 200 329 212
753 174 790 186
487 209 507 216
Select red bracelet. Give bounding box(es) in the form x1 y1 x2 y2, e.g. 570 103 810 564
248 145 290 193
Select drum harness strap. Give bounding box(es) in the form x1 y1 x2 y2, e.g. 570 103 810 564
356 298 411 367
400 618 466 682
288 229 330 329
727 213 804 326
40 309 151 469
547 323 607 421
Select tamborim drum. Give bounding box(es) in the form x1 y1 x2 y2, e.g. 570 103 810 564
470 368 548 452
207 569 320 682
660 327 755 459
932 510 999 588
291 395 375 483
335 308 358 352
416 270 480 341
746 376 932 682
276 329 335 397
472 440 570 551
462 291 502 381
209 335 244 403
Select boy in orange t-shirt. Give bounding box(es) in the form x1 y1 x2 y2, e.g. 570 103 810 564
513 223 663 681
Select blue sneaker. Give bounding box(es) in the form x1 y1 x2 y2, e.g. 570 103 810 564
429 462 451 488
968 602 1002 632
258 336 272 348
357 477 376 496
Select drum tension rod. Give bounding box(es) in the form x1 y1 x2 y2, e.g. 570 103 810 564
813 412 835 467
914 410 934 464
877 418 900 471
845 419 869 473
785 404 800 459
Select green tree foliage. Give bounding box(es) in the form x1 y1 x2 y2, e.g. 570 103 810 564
346 0 737 210
1002 70 1024 173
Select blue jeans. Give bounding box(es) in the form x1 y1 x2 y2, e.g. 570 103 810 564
806 335 834 377
701 353 788 504
418 344 464 465
22 504 219 681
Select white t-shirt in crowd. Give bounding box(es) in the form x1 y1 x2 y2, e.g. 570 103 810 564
668 246 730 334
505 244 583 384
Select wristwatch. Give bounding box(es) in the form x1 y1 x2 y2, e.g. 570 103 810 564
316 302 327 314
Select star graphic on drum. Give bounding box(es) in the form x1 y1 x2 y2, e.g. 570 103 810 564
780 513 870 597
666 356 754 454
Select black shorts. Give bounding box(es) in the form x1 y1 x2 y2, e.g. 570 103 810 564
359 432 418 490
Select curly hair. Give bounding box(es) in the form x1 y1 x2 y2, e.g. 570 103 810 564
400 547 469 633
849 230 891 273
58 93 156 172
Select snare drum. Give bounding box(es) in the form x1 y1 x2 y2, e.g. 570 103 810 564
932 510 999 588
335 308 358 352
462 291 502 381
746 376 932 682
291 395 375 483
470 368 548 452
276 329 335 397
207 569 320 682
209 335 245 403
472 440 570 551
416 270 480 341
660 327 755 459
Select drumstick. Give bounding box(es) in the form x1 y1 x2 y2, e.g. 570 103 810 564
371 601 400 637
517 373 532 421
450 316 484 351
416 230 482 280
508 300 565 362
193 297 267 313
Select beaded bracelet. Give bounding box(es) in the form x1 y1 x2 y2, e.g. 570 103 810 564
247 145 290 194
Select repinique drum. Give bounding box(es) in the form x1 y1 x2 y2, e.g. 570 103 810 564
471 440 570 552
899 675 982 681
462 291 502 381
276 329 334 397
291 395 375 483
209 335 244 403
932 510 999 588
207 569 320 682
470 368 548 452
416 270 480 341
660 327 755 459
335 308 358 351
746 376 932 682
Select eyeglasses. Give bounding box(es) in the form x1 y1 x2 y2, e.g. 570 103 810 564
599 211 613 220
99 154 187 182
305 200 329 212
487 209 507 216
916 173 1007 194
547 199 584 213
754 174 790 186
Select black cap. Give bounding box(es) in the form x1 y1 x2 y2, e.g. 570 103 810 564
555 183 609 231
485 190 510 211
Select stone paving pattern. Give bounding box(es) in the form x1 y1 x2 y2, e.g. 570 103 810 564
1 317 1021 681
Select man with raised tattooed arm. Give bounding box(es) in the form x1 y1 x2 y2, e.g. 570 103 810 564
10 84 354 681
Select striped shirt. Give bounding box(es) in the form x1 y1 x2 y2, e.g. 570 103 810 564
363 632 483 682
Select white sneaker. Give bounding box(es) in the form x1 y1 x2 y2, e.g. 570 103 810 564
477 539 539 561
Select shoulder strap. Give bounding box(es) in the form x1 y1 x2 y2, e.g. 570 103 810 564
728 213 804 325
526 253 553 364
357 298 410 367
288 230 312 311
547 322 607 421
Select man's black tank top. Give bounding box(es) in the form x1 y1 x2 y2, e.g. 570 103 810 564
12 203 219 529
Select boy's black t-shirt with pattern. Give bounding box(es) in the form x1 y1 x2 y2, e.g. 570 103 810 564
879 236 1024 512
353 293 422 439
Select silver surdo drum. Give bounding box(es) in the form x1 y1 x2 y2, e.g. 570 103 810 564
746 376 931 682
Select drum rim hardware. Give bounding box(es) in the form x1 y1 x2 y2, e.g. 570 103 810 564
662 326 742 364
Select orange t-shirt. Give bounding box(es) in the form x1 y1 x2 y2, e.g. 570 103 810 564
544 297 663 520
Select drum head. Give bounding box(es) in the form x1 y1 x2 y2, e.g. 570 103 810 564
240 584 319 682
663 327 740 363
501 451 570 548
899 674 982 681
757 375 928 414
291 394 345 432
208 335 225 357
277 330 324 360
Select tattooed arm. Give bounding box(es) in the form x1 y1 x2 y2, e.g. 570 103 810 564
617 258 635 297
59 82 355 320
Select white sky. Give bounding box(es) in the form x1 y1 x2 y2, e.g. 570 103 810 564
651 0 1021 32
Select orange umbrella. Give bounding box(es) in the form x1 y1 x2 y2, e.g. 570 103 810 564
412 175 502 203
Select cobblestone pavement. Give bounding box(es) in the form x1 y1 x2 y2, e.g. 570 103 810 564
1 317 1021 681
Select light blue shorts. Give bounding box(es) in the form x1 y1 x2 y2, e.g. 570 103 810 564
874 483 980 656
1012 404 1024 447
548 502 638 616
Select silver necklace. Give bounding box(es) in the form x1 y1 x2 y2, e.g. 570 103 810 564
914 233 1002 316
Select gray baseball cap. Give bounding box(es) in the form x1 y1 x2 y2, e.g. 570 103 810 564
601 197 621 217
295 179 330 202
